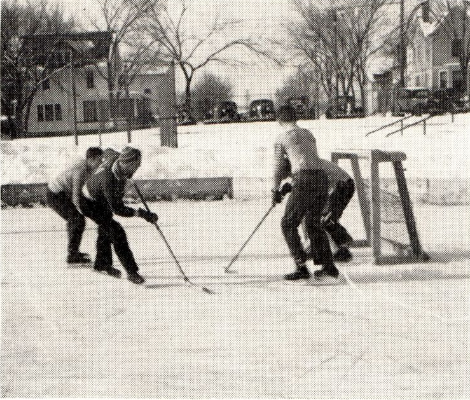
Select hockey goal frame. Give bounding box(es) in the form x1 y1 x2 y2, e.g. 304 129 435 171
331 149 429 265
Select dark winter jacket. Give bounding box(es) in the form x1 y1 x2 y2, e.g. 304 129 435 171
84 163 135 217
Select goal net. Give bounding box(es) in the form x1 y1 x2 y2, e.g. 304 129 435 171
332 149 428 264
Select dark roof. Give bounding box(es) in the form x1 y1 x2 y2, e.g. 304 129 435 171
22 31 113 67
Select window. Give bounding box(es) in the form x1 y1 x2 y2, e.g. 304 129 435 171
86 70 95 89
144 88 152 94
42 78 50 90
44 104 54 121
55 104 62 121
83 100 98 122
98 99 110 121
451 38 462 58
37 105 44 122
439 71 448 89
452 70 464 93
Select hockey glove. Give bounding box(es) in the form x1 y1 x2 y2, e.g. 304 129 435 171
280 182 292 196
271 189 283 206
137 208 159 223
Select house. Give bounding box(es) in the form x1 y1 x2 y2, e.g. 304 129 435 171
22 32 175 137
368 4 469 114
407 5 469 94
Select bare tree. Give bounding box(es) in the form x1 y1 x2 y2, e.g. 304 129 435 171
89 0 161 121
139 0 267 114
285 3 342 105
1 0 76 136
190 72 233 120
275 67 318 106
340 1 390 109
284 0 390 111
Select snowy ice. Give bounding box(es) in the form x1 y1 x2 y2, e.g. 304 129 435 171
1 114 469 398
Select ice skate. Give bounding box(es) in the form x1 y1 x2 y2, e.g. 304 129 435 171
94 265 121 278
127 272 145 285
67 252 91 264
284 265 311 281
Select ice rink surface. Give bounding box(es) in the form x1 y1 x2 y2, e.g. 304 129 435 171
1 198 469 398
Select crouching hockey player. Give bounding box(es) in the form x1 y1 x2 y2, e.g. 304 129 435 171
46 147 103 264
302 158 355 263
81 146 158 284
272 105 339 281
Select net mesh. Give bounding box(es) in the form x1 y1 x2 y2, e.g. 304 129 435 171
363 164 412 256
328 156 415 259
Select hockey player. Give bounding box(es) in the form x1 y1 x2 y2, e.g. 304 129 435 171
100 147 120 168
81 146 158 285
302 158 355 262
46 147 103 264
272 105 339 281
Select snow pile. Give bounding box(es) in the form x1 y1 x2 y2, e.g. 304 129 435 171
1 114 469 191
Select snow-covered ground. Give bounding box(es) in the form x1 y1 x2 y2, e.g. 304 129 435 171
1 196 470 398
1 114 469 397
2 113 470 201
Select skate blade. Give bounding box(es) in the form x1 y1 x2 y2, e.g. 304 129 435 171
67 262 92 269
306 275 345 286
93 269 122 279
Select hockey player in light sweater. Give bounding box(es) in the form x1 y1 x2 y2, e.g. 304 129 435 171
46 147 103 264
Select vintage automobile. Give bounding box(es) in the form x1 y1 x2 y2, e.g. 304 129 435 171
287 96 316 120
204 101 240 124
428 88 469 114
325 95 365 119
248 99 276 121
392 87 431 116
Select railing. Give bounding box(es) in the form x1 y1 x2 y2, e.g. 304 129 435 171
384 114 434 137
365 114 414 137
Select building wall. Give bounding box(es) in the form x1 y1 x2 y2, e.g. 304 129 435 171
408 29 433 88
27 64 176 136
27 64 110 135
431 24 461 90
129 73 174 118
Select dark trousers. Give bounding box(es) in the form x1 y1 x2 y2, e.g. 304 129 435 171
281 170 334 268
323 179 355 246
80 198 138 273
46 189 85 257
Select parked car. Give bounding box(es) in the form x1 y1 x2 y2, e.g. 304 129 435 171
393 87 431 116
427 88 470 114
248 99 276 121
204 101 240 124
325 96 364 119
287 96 316 120
176 106 196 125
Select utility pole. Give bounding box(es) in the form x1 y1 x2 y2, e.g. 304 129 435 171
463 0 469 96
69 50 78 146
334 9 339 118
124 66 132 143
399 0 406 88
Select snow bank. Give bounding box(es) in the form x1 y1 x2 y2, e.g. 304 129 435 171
1 114 469 189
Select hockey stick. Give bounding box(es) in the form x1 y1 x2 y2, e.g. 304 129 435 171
132 181 215 295
224 204 276 273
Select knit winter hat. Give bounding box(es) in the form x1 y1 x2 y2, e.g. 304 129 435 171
118 147 141 165
103 148 120 161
